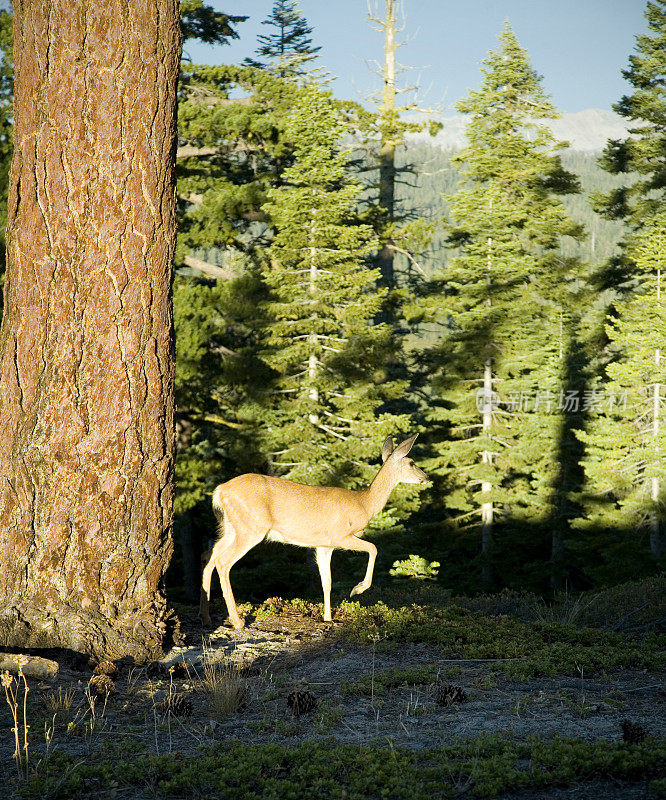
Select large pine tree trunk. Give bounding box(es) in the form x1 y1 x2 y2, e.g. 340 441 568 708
0 0 182 661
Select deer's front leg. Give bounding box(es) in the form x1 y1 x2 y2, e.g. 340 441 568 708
343 535 377 597
315 546 334 622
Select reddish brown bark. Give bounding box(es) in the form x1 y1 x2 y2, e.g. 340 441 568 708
0 0 182 660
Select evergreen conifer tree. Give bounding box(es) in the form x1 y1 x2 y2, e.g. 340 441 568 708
597 1 666 264
180 0 247 46
417 23 584 588
260 87 417 527
574 211 666 579
173 59 303 520
245 0 321 79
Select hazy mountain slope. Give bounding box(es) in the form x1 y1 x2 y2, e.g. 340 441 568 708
412 109 632 153
392 142 630 277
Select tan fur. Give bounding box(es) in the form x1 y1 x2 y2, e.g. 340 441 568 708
200 434 429 628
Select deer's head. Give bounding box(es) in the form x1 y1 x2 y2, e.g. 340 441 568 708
381 434 430 485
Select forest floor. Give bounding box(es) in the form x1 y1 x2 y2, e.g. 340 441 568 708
1 587 665 799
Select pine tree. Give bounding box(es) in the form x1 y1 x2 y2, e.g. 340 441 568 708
173 40 370 519
575 0 666 583
417 23 584 588
245 0 320 79
260 87 417 527
173 61 307 532
0 0 181 659
180 0 247 45
575 211 666 579
173 9 300 522
597 1 666 259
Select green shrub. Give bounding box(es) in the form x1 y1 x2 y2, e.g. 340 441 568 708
389 555 440 581
12 736 666 800
336 602 666 677
341 665 441 696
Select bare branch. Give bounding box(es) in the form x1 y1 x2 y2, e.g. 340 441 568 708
387 244 428 277
176 145 219 158
210 344 241 358
181 254 238 281
178 192 204 205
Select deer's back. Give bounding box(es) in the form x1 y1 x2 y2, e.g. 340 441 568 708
215 473 368 540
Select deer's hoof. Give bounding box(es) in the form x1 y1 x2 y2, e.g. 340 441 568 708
350 583 368 597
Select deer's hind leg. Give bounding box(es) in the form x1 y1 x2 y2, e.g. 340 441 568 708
200 522 235 626
199 545 214 625
208 499 270 629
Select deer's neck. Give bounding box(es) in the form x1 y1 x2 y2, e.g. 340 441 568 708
360 464 397 519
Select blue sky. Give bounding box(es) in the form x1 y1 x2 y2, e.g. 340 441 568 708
184 1 650 115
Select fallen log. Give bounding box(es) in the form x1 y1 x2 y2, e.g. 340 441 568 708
0 653 59 680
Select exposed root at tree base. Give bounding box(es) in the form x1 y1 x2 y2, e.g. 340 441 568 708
0 601 182 662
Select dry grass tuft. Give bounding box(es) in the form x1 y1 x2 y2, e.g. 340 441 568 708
43 685 76 714
199 642 248 715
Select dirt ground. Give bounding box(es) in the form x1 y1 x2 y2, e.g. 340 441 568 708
173 607 666 747
0 604 664 798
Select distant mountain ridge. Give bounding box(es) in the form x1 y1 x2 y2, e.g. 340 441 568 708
412 109 633 153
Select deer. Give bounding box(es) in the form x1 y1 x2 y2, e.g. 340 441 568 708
199 434 429 629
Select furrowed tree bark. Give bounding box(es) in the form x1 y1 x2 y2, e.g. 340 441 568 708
0 0 182 660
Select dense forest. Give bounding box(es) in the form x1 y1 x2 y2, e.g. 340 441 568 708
0 0 663 607
1 5 665 798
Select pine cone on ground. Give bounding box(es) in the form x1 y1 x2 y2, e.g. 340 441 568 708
287 690 317 717
146 661 167 679
88 674 115 698
168 662 189 679
621 719 647 743
93 660 118 677
159 692 193 718
434 684 468 707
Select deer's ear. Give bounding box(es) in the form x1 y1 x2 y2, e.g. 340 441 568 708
381 436 394 463
391 433 418 460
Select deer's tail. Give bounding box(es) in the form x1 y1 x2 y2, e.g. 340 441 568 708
211 485 227 540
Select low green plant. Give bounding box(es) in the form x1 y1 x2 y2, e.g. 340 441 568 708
337 601 536 655
556 689 600 719
341 665 441 696
254 596 323 620
576 574 666 632
336 601 666 677
389 554 440 581
9 734 666 800
313 701 344 734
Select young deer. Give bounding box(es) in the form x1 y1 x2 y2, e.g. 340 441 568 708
200 434 429 628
